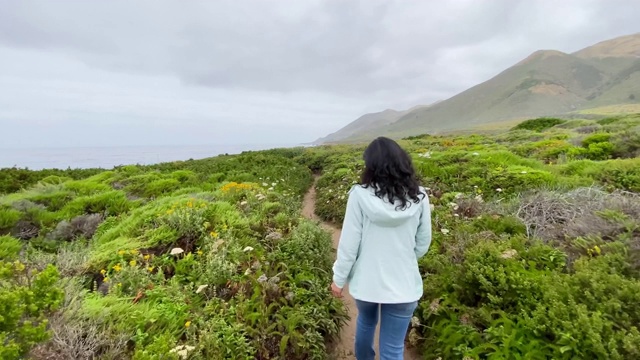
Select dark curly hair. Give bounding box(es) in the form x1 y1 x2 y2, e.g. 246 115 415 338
361 137 425 210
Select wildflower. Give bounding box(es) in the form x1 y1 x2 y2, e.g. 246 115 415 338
147 266 154 272
210 231 219 238
117 283 122 287
166 209 174 215
117 250 126 256
521 171 528 174
472 152 480 156
243 246 254 252
222 224 228 231
262 182 269 187
129 260 137 267
197 250 203 255
170 247 184 255
411 316 421 327
130 249 139 255
496 188 503 192
184 321 191 328
100 269 106 276
500 249 518 259
112 264 122 272
196 285 208 294
143 254 151 261
240 201 248 206
285 292 295 302
440 229 450 235
103 277 110 283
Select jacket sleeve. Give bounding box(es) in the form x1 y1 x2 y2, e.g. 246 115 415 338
332 187 363 289
415 195 432 259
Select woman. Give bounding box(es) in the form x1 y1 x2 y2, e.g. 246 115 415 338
331 137 432 360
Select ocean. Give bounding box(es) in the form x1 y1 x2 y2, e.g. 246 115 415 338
0 143 297 170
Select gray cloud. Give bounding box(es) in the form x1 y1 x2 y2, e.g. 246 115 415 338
0 0 638 150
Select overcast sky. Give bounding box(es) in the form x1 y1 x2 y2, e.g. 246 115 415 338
0 0 638 148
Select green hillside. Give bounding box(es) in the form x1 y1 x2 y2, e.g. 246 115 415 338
323 33 640 143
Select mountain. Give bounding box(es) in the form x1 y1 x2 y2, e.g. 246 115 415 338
320 33 640 143
314 103 436 144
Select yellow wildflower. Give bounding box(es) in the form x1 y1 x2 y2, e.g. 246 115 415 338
166 209 174 215
117 283 122 287
222 224 228 231
143 254 151 261
112 264 123 272
130 249 139 255
103 277 110 283
147 266 154 272
100 269 106 276
210 231 219 238
197 250 203 255
129 260 137 267
185 321 191 328
14 261 25 272
118 250 126 256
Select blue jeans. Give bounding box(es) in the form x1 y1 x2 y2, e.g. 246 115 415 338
354 300 418 360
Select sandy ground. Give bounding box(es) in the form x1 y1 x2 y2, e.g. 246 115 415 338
301 179 420 360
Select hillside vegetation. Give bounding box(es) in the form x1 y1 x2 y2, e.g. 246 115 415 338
1 113 640 359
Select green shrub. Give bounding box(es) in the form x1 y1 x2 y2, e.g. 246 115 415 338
0 236 22 260
512 118 566 132
0 207 21 231
0 261 64 359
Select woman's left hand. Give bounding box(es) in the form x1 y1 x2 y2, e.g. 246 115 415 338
330 282 343 297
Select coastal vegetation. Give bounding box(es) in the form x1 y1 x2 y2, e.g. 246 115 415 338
1 113 639 359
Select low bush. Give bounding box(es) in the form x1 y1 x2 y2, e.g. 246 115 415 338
0 260 64 359
512 117 566 132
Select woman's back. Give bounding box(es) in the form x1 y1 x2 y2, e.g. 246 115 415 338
333 185 431 303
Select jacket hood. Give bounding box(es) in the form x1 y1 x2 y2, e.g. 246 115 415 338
351 185 425 227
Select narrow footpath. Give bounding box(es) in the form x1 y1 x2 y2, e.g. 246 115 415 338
301 177 419 360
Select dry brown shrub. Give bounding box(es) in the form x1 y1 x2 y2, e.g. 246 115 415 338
516 187 640 241
30 279 129 360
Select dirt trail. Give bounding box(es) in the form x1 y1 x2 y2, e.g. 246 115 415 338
302 178 419 360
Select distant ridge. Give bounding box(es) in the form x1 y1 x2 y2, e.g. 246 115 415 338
319 32 640 143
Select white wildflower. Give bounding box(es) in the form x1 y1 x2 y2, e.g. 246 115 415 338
500 249 518 259
521 171 527 174
472 152 480 156
268 187 274 191
243 246 254 252
240 201 248 206
271 182 277 187
411 316 421 327
262 182 268 187
441 229 450 234
496 188 503 192
170 248 184 255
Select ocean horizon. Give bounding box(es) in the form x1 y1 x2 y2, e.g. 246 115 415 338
0 143 299 170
